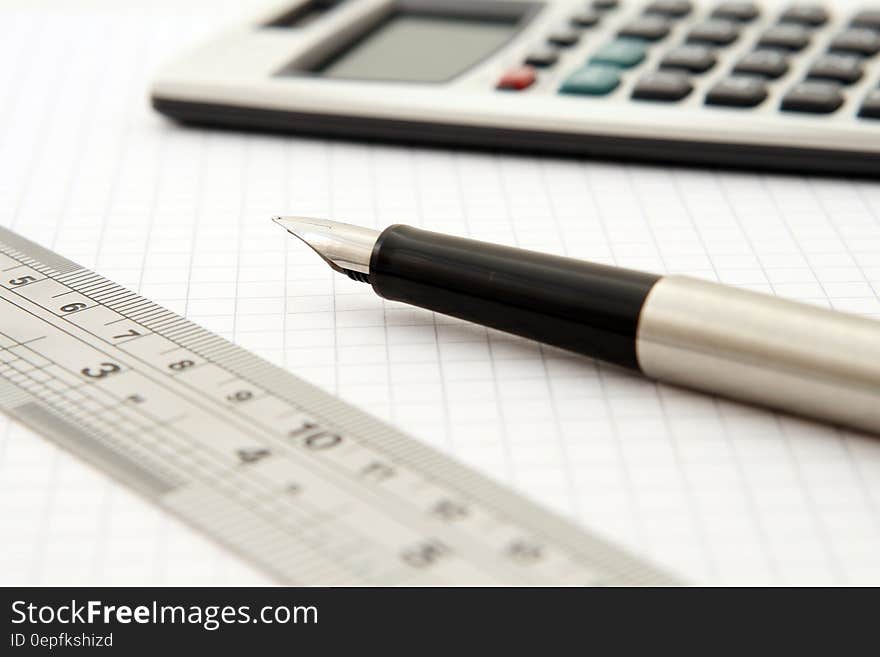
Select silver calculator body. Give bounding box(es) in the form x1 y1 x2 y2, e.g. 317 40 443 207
151 0 880 175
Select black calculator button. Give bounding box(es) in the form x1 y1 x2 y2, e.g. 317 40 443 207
781 81 845 113
711 2 760 22
547 28 581 47
706 76 769 107
808 54 864 85
758 24 811 51
830 29 880 56
592 0 620 10
644 0 693 18
851 10 880 31
734 50 790 78
571 9 601 28
632 71 694 101
859 90 880 118
687 20 741 46
660 45 717 73
524 47 559 68
619 15 672 41
779 4 829 27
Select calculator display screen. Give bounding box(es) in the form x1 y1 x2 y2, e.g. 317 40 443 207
319 14 518 82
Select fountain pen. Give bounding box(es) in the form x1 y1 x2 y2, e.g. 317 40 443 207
273 216 880 435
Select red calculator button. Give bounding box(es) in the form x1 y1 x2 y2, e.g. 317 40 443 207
497 66 537 90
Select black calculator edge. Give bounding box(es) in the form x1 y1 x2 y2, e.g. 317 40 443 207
151 96 879 177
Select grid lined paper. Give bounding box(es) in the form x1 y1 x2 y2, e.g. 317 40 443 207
1 0 880 586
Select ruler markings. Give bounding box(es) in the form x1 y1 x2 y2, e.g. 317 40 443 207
107 290 144 308
111 300 151 313
55 269 91 281
75 275 108 286
101 289 142 304
97 290 137 302
129 308 171 322
41 302 410 580
161 322 202 336
162 328 207 343
150 319 189 333
78 274 116 286
175 337 227 354
102 317 131 327
153 315 188 327
78 280 116 292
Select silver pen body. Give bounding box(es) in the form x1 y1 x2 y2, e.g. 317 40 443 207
637 276 880 434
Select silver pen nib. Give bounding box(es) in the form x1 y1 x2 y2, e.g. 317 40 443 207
272 216 380 277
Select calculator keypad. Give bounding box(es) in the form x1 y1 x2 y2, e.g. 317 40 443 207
495 1 880 123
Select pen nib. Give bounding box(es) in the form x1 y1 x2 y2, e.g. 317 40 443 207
272 216 380 278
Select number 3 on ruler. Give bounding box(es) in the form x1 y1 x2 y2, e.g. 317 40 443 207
81 362 122 379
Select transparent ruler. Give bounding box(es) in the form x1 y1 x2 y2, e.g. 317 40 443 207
0 226 677 586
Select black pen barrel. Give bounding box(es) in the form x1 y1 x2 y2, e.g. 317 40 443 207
369 225 661 370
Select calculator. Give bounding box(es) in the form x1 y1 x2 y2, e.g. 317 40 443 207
151 0 880 175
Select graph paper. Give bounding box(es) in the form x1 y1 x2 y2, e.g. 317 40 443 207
2 0 880 586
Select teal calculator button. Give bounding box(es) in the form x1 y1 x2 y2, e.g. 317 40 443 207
559 64 622 95
590 39 648 68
